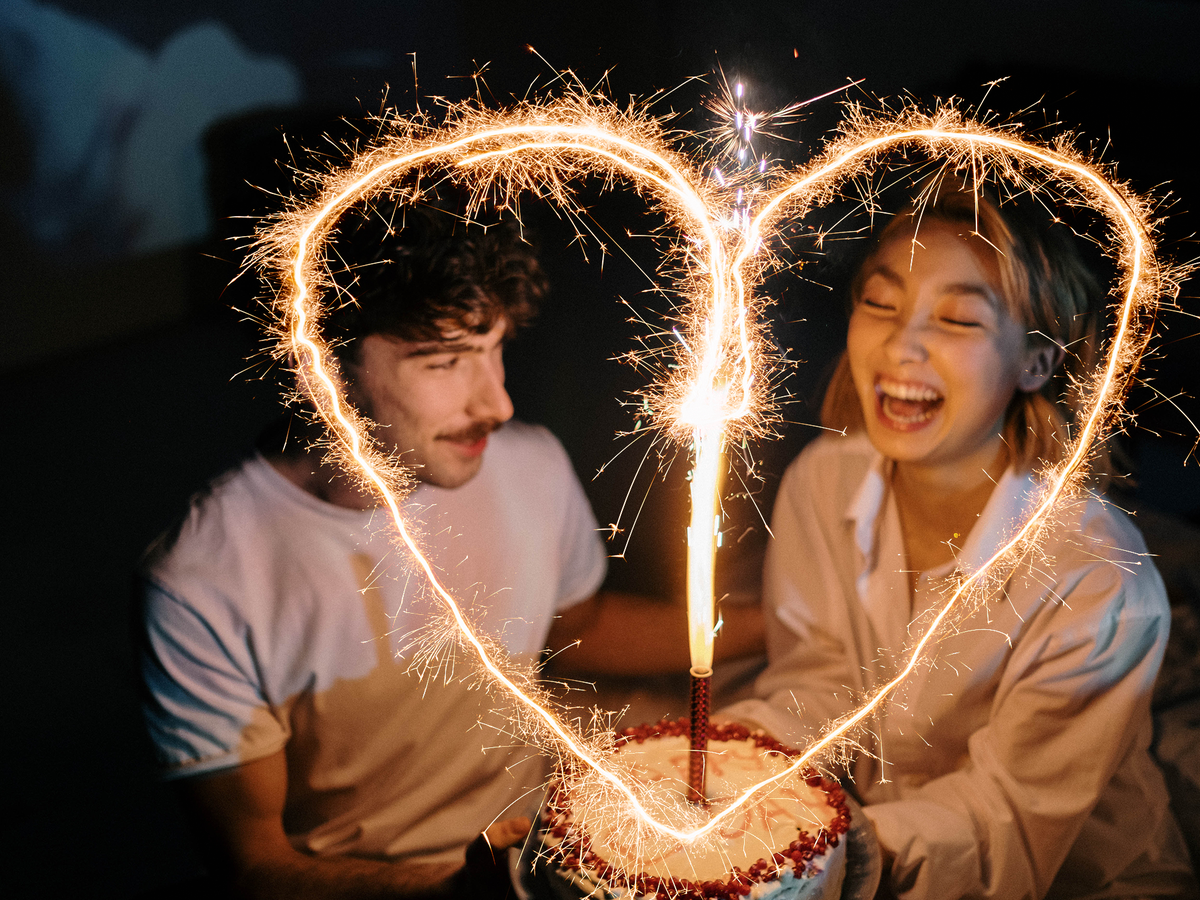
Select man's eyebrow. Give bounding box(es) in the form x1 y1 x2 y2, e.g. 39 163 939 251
404 339 486 357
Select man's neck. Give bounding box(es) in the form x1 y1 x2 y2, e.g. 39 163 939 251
258 416 378 510
268 449 379 510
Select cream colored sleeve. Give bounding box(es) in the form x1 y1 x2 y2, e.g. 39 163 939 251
720 447 865 751
867 561 1170 900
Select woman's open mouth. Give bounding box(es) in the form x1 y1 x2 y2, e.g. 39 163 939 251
876 377 944 428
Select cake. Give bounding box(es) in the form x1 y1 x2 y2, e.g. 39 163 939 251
535 719 851 900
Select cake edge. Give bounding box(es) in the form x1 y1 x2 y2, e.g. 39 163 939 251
537 719 852 900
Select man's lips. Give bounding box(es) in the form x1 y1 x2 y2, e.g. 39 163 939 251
438 422 497 456
874 377 944 430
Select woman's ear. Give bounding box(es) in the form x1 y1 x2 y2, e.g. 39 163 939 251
1018 343 1065 392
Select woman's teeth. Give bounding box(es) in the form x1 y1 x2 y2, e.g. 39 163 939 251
877 380 944 424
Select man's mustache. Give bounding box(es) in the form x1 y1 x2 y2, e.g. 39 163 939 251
438 421 500 444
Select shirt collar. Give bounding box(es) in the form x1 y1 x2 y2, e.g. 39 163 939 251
844 449 1040 578
847 453 890 568
956 466 1040 575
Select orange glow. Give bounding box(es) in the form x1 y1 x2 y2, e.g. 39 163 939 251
251 94 1182 866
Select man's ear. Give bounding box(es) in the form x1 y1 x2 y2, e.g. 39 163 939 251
1018 342 1065 393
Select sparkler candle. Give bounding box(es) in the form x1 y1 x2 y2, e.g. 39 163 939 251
687 665 712 804
251 88 1183 878
684 422 723 802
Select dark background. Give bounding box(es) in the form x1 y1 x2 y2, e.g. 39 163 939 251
3 2 1200 895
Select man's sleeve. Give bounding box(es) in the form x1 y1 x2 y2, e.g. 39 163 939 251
140 578 289 779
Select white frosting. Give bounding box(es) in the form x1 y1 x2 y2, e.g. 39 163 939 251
590 736 838 880
538 729 848 900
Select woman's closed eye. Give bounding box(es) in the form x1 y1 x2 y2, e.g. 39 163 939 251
859 296 897 313
938 296 995 329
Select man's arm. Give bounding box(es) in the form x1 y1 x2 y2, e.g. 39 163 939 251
180 749 528 900
544 591 765 676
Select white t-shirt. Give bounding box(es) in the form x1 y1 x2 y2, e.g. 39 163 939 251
141 421 606 864
725 432 1194 900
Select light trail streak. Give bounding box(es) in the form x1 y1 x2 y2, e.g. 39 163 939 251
253 93 1182 864
258 97 759 847
692 105 1177 819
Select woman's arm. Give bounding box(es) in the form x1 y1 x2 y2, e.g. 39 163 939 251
867 561 1176 900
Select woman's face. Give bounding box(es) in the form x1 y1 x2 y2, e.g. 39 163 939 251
847 221 1054 486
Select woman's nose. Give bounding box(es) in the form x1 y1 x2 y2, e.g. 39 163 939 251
883 314 929 364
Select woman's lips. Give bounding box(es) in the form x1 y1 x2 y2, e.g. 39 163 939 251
874 377 944 430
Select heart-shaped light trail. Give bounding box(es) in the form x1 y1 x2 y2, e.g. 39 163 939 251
252 93 1181 864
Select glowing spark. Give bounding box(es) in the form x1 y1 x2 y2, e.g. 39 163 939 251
704 75 862 172
686 428 723 670
252 90 1182 865
256 94 758 849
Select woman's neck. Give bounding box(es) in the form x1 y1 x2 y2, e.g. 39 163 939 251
891 444 1011 579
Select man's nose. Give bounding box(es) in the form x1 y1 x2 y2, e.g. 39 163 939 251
469 357 514 424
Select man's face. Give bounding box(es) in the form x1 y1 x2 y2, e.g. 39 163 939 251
348 318 513 489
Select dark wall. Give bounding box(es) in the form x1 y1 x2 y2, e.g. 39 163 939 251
3 2 1199 895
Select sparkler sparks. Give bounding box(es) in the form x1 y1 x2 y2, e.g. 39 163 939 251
251 86 1184 876
705 77 802 169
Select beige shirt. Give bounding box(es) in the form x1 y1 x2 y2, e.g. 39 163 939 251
725 433 1193 899
142 423 606 865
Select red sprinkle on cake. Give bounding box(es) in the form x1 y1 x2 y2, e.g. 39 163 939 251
536 719 851 900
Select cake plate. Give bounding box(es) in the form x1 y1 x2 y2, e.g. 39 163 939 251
512 792 881 900
840 794 882 900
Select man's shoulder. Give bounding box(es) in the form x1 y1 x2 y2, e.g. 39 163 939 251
143 454 326 586
485 421 574 475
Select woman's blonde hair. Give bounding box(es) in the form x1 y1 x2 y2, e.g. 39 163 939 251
821 188 1101 470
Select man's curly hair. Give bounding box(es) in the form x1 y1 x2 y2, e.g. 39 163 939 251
323 197 548 360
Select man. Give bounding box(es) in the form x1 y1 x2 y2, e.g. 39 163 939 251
140 200 763 899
